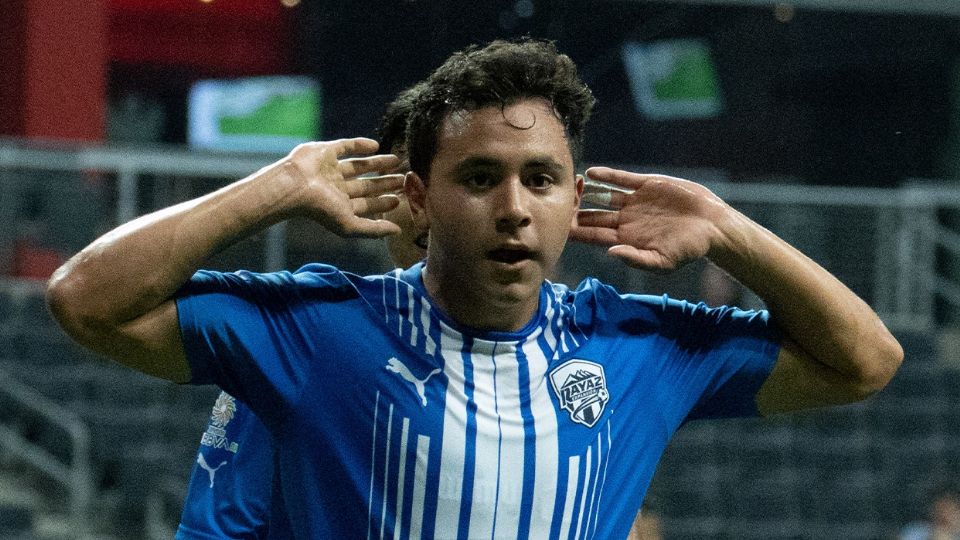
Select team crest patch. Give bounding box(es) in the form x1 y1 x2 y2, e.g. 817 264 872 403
549 359 609 428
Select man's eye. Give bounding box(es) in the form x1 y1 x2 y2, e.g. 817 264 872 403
526 174 554 189
464 173 495 188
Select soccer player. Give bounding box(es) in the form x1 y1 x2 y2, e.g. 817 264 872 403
175 85 427 539
47 39 902 539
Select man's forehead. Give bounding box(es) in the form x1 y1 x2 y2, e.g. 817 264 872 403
440 97 561 133
435 98 573 168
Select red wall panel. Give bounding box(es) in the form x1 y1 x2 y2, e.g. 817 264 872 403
109 0 291 75
23 0 107 141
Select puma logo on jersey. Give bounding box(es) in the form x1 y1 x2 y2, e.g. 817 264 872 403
197 452 228 488
385 357 441 407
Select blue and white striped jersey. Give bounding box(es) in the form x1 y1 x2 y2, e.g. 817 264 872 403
177 262 780 539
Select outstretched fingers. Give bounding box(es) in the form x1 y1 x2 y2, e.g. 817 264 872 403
339 155 402 178
344 174 405 198
581 181 631 209
332 137 381 157
585 166 657 192
569 225 619 246
571 209 620 245
352 194 400 217
576 209 620 228
570 213 617 243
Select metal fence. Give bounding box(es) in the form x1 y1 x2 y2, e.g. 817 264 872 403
2 138 959 332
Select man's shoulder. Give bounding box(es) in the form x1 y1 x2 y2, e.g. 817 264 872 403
559 277 667 309
551 277 671 329
182 264 396 298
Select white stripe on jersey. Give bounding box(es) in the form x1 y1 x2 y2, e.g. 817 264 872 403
467 339 500 538
573 445 592 540
409 435 431 539
394 418 410 539
384 269 402 331
559 455 580 540
435 329 469 533
559 321 570 354
379 404 394 540
584 432 602 537
420 301 436 356
567 296 589 346
366 391 381 540
521 334 559 530
490 343 527 536
590 423 613 538
464 339 531 538
395 280 403 336
407 285 419 347
542 293 560 357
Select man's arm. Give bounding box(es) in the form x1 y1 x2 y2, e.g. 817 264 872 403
46 138 402 382
573 166 903 415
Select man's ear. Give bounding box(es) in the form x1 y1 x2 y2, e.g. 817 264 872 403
571 174 585 228
404 171 430 231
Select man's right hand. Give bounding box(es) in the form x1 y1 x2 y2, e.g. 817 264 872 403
284 138 403 238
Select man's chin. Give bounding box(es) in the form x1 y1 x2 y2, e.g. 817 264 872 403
485 274 542 303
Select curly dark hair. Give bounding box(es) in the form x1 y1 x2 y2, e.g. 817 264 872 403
406 38 595 180
376 81 427 155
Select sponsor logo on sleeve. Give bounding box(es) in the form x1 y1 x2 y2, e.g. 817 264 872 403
200 392 240 453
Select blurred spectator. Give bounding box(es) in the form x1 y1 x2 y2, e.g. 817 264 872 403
899 486 960 540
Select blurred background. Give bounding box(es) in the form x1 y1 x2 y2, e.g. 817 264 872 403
2 0 960 538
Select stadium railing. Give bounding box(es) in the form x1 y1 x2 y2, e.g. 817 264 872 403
0 367 92 535
1 138 958 330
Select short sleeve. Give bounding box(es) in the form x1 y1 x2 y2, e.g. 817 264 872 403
175 267 341 427
573 276 782 424
654 297 781 421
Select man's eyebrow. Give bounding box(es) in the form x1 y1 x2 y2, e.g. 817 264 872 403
450 157 506 178
454 156 503 170
452 155 569 173
525 157 568 171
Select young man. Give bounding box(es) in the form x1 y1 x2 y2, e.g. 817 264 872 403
47 39 902 539
175 86 427 539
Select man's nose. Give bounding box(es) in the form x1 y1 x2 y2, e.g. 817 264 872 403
495 177 532 231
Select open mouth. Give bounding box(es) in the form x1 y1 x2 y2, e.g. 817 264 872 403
487 248 534 264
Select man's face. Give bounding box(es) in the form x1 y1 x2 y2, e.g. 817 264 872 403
408 97 582 318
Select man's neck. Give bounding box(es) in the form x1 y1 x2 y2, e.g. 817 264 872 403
421 265 539 333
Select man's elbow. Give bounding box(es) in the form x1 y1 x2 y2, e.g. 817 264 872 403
850 333 904 400
46 265 105 345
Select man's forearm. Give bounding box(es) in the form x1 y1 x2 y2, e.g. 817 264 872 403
46 138 400 381
708 207 903 394
47 161 303 336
